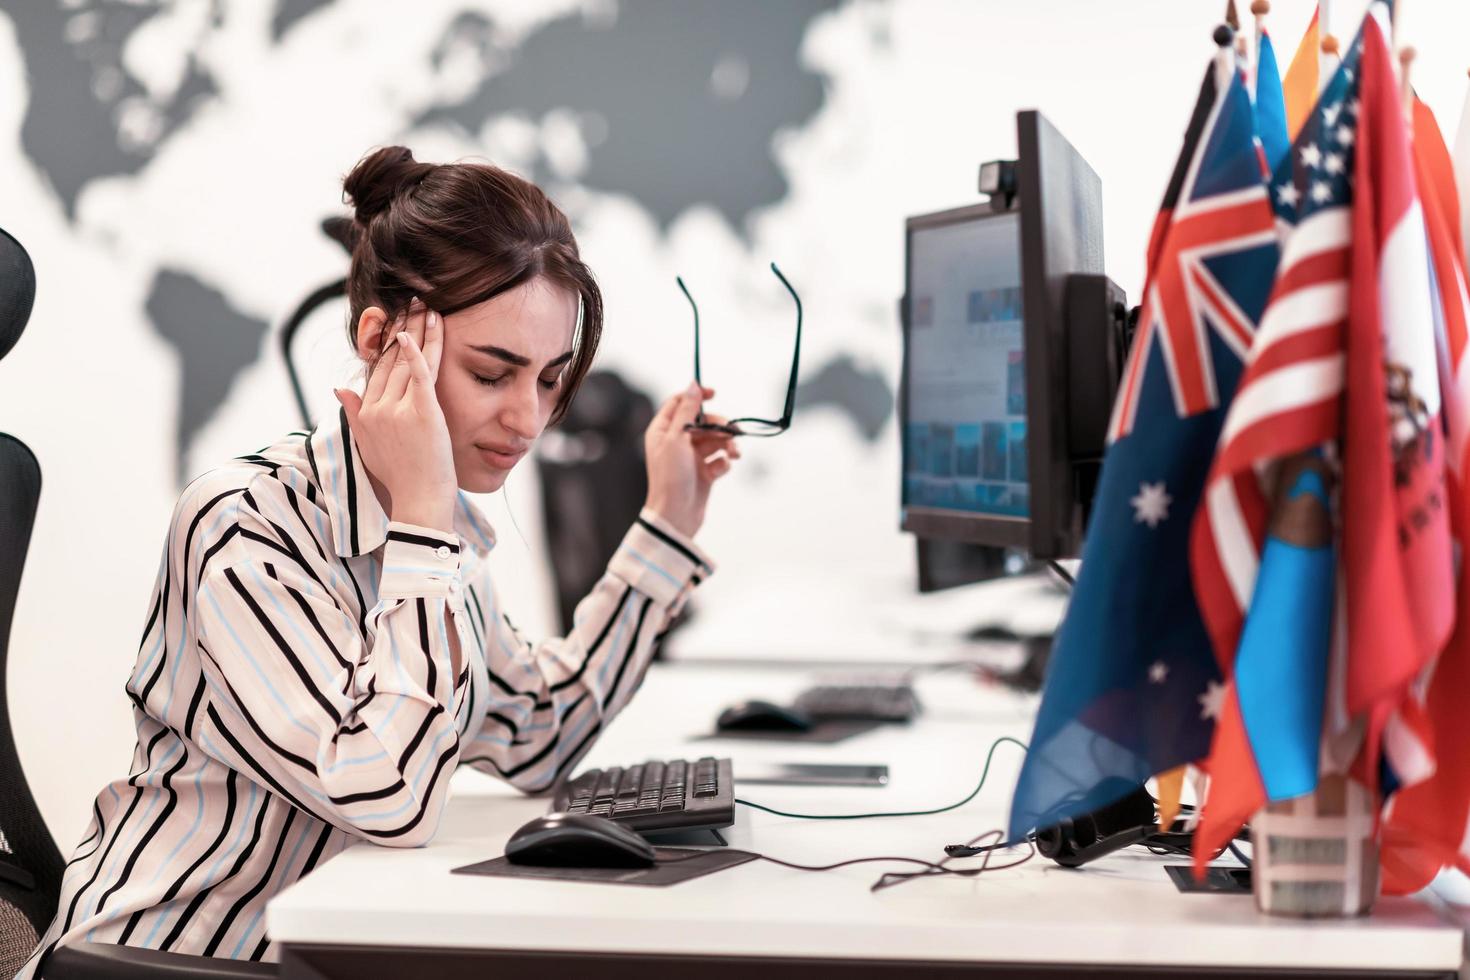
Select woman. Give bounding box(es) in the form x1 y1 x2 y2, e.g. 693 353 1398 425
20 146 737 975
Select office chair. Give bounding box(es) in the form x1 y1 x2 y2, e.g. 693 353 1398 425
279 218 351 428
535 370 658 632
0 225 60 978
0 227 272 978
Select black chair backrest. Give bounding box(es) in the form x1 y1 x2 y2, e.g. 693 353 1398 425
536 371 657 634
0 225 62 977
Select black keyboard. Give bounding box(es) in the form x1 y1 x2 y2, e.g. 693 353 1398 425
552 757 735 835
793 683 920 723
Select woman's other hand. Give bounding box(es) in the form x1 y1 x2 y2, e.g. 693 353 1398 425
643 382 740 539
334 302 458 532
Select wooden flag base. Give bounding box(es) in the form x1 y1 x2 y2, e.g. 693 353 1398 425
1250 775 1379 917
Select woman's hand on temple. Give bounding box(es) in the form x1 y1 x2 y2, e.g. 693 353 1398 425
643 382 740 539
334 302 458 533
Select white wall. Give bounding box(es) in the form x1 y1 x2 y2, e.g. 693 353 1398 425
1 0 1466 852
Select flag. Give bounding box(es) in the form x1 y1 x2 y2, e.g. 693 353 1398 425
1007 49 1279 842
1255 31 1291 174
1282 6 1321 139
1191 4 1453 868
1456 83 1470 269
1339 6 1451 793
1378 96 1470 896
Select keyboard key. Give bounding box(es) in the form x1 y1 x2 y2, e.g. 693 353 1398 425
594 768 621 799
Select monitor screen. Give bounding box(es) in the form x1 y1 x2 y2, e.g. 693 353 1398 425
903 210 1028 524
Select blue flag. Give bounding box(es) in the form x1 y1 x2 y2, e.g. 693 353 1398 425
1008 58 1281 841
1255 32 1291 175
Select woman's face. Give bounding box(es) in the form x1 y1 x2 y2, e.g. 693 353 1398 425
434 276 579 493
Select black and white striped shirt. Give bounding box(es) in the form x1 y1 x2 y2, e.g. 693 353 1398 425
19 409 712 975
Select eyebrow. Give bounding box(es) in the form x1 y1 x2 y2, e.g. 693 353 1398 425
468 345 575 370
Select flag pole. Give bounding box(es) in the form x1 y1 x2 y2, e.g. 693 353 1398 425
1251 0 1270 98
1321 33 1341 92
1224 0 1250 84
1213 23 1238 95
1319 0 1332 81
1400 46 1416 131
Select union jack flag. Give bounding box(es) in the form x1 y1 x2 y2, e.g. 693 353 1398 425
1009 48 1280 842
1109 112 1278 441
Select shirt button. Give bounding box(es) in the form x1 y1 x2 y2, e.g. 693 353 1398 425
435 545 451 560
448 580 461 595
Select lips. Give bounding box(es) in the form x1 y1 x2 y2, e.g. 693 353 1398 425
476 443 527 468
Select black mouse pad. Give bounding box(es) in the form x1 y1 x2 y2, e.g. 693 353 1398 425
451 847 757 887
697 719 887 743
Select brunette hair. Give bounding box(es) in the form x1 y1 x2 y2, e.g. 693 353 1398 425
341 145 602 425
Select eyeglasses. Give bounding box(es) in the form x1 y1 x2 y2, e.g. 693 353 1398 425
677 262 802 437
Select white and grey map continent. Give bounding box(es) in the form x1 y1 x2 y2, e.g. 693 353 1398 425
8 0 893 481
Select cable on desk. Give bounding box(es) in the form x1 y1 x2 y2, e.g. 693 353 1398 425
743 832 1035 893
735 735 1028 821
1046 560 1075 588
872 829 1036 892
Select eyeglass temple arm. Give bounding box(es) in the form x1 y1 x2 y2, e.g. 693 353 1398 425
676 275 705 423
770 262 802 422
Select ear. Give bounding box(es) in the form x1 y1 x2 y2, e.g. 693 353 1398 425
355 306 390 362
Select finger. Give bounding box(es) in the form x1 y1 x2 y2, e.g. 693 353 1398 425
384 331 417 402
648 391 684 439
699 437 740 461
400 330 435 391
364 332 399 404
423 309 444 382
334 387 363 429
691 430 738 457
666 383 705 438
403 301 428 352
701 453 733 482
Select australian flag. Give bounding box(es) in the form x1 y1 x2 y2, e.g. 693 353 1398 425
1009 47 1281 840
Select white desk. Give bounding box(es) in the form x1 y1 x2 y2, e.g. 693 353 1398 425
267 663 1464 979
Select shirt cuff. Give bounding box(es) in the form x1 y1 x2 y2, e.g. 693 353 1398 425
606 509 715 608
378 522 463 600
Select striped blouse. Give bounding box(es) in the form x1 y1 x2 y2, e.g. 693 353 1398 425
18 408 712 976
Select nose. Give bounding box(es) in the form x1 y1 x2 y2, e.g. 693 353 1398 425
498 376 541 442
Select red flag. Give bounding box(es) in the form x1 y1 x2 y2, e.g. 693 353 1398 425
1341 13 1454 798
1379 97 1470 896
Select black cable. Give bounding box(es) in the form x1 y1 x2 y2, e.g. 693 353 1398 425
1046 559 1076 588
735 735 1028 821
873 829 1037 893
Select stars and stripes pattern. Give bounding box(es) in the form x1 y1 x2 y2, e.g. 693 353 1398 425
1190 31 1362 678
18 410 711 976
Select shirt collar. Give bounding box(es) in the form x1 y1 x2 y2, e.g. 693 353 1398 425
306 406 498 558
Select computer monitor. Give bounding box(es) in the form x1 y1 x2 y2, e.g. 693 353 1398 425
914 538 1028 594
900 110 1122 561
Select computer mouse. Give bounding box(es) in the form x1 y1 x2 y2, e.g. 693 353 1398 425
504 812 656 868
715 699 815 733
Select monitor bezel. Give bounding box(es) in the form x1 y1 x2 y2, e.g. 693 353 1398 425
899 203 1031 551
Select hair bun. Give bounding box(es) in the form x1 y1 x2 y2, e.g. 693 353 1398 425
343 146 434 223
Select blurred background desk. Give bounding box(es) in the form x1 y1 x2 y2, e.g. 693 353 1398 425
266 663 1464 979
